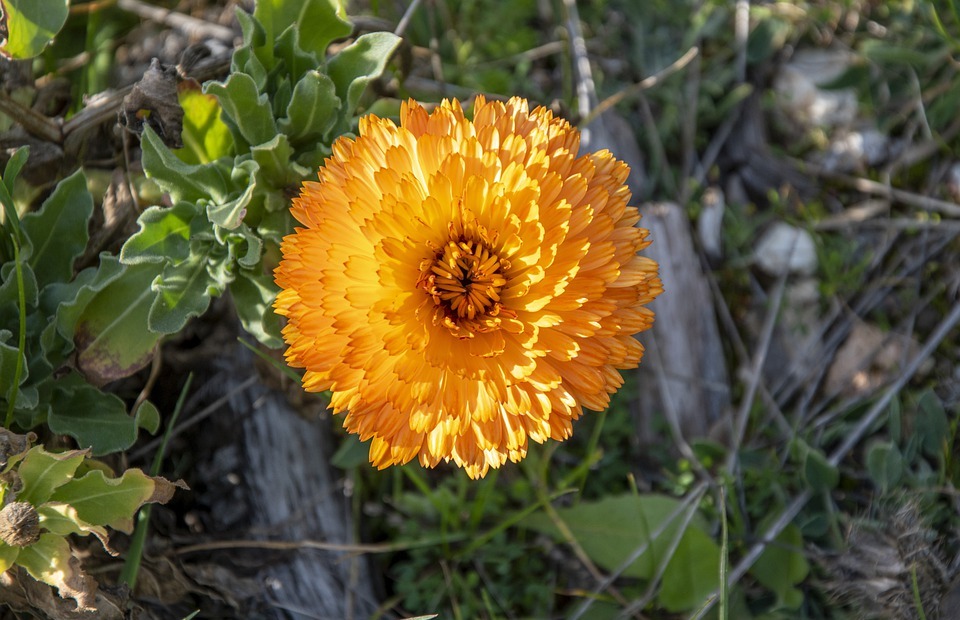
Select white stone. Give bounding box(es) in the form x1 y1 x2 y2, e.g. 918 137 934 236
754 222 818 276
774 49 858 128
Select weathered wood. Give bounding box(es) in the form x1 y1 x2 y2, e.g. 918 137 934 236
186 343 377 619
635 202 730 444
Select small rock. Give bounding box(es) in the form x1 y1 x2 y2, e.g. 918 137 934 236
697 187 725 263
774 49 858 129
820 128 890 173
754 222 818 276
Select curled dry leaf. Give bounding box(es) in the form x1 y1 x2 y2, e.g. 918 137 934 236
119 58 184 149
0 428 35 470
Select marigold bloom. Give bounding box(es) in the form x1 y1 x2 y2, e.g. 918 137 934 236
274 96 662 478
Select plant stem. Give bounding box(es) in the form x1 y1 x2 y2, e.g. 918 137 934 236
119 374 194 587
4 239 26 429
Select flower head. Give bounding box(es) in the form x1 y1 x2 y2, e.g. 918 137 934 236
274 96 662 478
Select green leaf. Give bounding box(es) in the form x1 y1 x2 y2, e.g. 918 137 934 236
72 263 163 386
121 202 199 265
866 440 903 493
16 446 87 506
0 0 69 59
327 32 401 123
658 525 721 612
147 245 220 334
0 260 38 319
0 329 30 408
800 443 838 492
16 533 97 611
2 146 30 195
20 170 93 288
175 86 234 165
750 523 809 610
53 253 127 342
279 70 341 146
222 224 263 269
141 126 229 203
254 0 351 60
37 502 112 553
331 434 369 469
207 160 259 230
860 40 931 68
0 543 18 572
916 390 948 458
230 269 282 348
233 10 269 88
204 72 278 149
251 134 305 189
275 26 319 84
522 494 712 581
48 468 157 532
47 373 158 455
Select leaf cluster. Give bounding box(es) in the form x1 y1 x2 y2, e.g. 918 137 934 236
0 429 177 611
120 1 401 347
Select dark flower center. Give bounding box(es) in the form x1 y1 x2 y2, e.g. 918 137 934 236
418 237 512 337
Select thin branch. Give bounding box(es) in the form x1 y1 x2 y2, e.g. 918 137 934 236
580 46 700 129
793 158 960 217
117 0 235 41
692 302 960 618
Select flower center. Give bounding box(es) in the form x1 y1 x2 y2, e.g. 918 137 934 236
418 237 512 337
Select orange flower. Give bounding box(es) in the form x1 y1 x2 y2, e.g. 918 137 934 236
274 97 662 478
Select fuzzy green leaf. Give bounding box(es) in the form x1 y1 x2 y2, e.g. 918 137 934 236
16 533 97 611
16 446 87 506
47 373 158 455
230 269 282 348
121 202 198 266
53 254 127 342
327 32 401 121
72 263 162 386
279 70 340 146
147 245 220 334
750 523 809 610
0 330 30 409
0 0 70 59
175 86 234 165
866 440 903 493
251 134 307 188
274 27 319 85
20 170 93 288
222 225 263 269
205 72 278 149
232 10 269 89
2 146 30 195
0 260 38 324
523 494 713 582
801 444 839 492
916 390 949 458
0 543 18 572
37 502 112 553
207 160 259 230
141 126 229 203
48 468 157 533
658 525 721 612
255 0 351 60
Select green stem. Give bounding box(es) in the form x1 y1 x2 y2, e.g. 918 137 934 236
4 239 26 429
120 374 194 588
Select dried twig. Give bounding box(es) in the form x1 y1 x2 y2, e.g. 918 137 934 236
792 157 960 218
691 302 960 618
117 0 235 41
